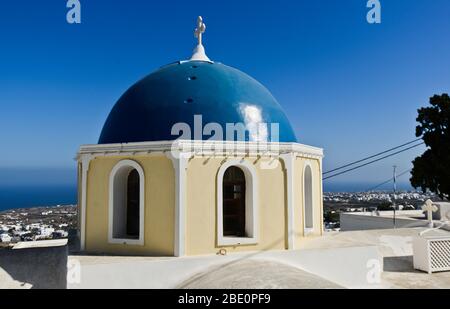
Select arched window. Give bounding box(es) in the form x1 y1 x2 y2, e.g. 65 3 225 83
109 160 144 245
217 160 258 246
223 166 246 237
126 169 140 238
304 164 314 233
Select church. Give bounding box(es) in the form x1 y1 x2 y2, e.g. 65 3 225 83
76 17 324 257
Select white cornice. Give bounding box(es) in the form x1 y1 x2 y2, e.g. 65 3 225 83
77 140 324 160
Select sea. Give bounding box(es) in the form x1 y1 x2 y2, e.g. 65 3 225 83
0 182 415 212
0 185 77 212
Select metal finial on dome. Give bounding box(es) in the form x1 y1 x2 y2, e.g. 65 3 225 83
190 16 211 62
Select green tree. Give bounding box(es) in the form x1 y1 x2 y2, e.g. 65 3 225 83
411 94 450 200
377 202 393 211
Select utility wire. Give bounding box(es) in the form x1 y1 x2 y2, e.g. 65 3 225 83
323 138 422 175
366 169 412 192
323 142 424 180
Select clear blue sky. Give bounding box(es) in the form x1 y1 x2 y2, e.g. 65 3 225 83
0 0 449 189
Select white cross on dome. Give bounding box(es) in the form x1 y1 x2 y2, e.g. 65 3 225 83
190 16 211 62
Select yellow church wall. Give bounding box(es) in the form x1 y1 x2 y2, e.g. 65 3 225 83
84 155 175 256
185 157 288 256
293 158 304 244
80 150 323 256
293 157 324 249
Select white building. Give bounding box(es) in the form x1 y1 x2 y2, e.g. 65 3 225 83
40 227 55 238
0 234 12 243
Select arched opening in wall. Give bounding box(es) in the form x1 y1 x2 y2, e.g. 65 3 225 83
217 160 258 246
109 160 144 244
222 166 246 237
126 169 140 238
304 164 314 232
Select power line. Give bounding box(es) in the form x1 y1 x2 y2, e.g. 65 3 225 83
323 142 424 180
323 138 422 175
366 169 412 192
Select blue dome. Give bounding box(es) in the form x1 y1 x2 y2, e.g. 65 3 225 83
99 61 298 144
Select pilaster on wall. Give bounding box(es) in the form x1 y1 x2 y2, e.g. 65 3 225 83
280 153 295 250
79 154 93 252
319 157 324 235
166 151 190 257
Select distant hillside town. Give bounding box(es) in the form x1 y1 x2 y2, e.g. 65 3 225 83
0 205 77 245
323 190 441 231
